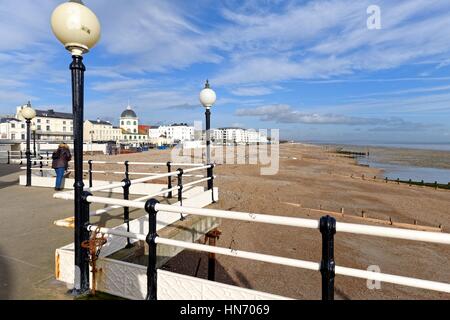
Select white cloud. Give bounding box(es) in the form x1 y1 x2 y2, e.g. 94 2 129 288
230 86 274 96
235 104 430 130
211 0 450 86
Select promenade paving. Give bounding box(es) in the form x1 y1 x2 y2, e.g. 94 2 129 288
0 164 146 300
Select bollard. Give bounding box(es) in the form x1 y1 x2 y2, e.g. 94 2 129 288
167 162 173 199
7 151 10 165
177 168 184 220
88 160 93 188
435 181 438 190
385 177 388 183
409 179 412 186
320 215 336 301
397 178 400 185
207 164 215 203
20 151 23 165
122 178 132 248
145 199 159 301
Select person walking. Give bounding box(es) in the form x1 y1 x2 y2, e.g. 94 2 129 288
52 144 72 191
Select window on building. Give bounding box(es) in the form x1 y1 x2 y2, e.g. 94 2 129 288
21 134 25 140
63 127 66 132
63 121 66 125
127 121 131 125
70 127 73 131
37 125 41 131
134 129 137 133
133 121 137 125
11 134 15 140
37 119 41 123
21 124 25 129
46 120 50 124
46 126 50 131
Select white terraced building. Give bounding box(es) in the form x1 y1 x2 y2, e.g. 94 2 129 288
212 127 268 144
0 118 27 141
16 105 74 142
84 119 122 142
159 124 195 143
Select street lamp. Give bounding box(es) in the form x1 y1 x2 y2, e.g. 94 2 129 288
90 130 94 155
21 102 36 187
199 80 217 164
51 0 101 296
31 124 37 158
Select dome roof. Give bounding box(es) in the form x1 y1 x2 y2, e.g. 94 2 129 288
121 105 137 118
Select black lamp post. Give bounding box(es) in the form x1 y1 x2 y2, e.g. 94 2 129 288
31 125 37 158
51 0 101 296
21 102 36 187
199 80 217 164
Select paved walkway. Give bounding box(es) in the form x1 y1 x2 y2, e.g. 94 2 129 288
0 164 146 300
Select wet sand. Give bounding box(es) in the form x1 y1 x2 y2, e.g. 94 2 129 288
86 143 450 300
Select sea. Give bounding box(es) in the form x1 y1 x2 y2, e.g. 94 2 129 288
304 141 450 184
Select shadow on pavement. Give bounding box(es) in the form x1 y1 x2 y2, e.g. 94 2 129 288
0 246 12 299
0 164 21 178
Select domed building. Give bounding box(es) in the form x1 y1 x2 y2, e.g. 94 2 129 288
120 105 139 134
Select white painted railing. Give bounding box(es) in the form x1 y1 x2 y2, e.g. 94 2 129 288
50 160 450 299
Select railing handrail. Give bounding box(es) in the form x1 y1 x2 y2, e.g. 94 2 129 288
54 192 450 245
84 165 212 193
20 167 208 178
85 224 450 294
13 158 205 166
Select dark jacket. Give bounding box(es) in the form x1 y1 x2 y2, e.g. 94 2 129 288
52 147 72 169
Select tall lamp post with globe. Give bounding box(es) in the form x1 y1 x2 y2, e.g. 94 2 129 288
199 80 217 165
31 124 37 158
21 102 36 187
51 0 101 295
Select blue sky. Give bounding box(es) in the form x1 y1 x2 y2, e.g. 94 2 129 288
1 0 450 143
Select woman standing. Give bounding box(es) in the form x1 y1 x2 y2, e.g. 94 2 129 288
52 144 72 191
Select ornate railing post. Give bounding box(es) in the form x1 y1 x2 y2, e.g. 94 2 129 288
207 164 215 203
145 199 160 301
124 160 129 180
177 168 184 220
88 160 93 188
167 161 173 199
320 215 336 300
122 178 132 248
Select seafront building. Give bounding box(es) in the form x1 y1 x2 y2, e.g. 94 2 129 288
84 106 149 144
0 104 269 153
211 127 268 145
